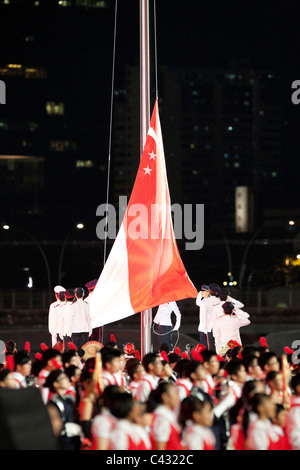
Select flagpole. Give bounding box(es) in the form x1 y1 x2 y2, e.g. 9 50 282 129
140 0 152 358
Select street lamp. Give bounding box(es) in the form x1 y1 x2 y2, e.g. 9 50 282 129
57 223 85 284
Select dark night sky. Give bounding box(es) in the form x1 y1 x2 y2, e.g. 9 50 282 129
0 0 300 290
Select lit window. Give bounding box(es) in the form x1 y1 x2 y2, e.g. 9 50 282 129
76 160 94 168
46 102 64 115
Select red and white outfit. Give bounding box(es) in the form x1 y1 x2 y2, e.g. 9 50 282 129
91 408 117 448
202 374 215 398
129 380 140 398
181 421 216 450
135 374 159 403
37 368 53 404
11 372 27 389
108 419 150 450
176 378 193 401
247 413 285 450
150 405 181 450
113 370 126 389
102 370 121 388
286 396 300 450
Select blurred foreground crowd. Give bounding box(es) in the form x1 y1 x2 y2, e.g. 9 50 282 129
1 332 300 451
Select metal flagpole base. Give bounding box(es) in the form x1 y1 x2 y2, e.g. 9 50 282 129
141 308 152 358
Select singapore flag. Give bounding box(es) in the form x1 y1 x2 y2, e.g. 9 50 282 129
90 99 197 328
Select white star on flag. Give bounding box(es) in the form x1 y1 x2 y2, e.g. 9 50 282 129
143 165 152 175
149 151 156 160
89 99 197 329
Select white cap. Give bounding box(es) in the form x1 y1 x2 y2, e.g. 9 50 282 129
54 285 66 293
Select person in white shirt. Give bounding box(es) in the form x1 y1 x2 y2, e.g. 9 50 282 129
198 283 220 351
11 350 32 389
213 301 250 356
60 289 75 347
48 285 66 346
153 301 181 351
286 374 300 450
71 287 92 350
212 287 245 324
196 284 210 349
135 353 163 403
85 279 101 343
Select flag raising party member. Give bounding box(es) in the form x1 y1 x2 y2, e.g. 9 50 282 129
90 99 197 328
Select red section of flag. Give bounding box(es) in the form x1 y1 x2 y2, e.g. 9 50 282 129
123 99 197 312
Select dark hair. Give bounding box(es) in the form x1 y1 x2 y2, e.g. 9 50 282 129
229 380 265 425
5 340 16 354
99 384 123 410
62 350 78 367
142 353 160 372
173 359 191 378
258 351 278 370
44 369 66 393
126 360 143 381
184 360 203 381
110 392 135 419
225 359 243 377
100 347 122 368
201 350 217 363
241 345 260 359
65 364 79 380
243 355 259 372
179 395 211 430
0 369 11 382
146 381 174 412
58 291 65 301
242 393 271 438
167 352 181 364
265 370 280 384
14 350 31 368
41 348 62 367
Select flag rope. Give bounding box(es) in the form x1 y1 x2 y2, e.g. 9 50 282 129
103 0 118 268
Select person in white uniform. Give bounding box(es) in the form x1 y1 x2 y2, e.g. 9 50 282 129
48 285 66 346
71 287 92 350
196 284 210 349
213 301 250 356
198 283 220 351
153 301 181 351
212 287 245 324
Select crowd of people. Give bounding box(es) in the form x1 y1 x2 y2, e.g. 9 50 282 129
0 281 300 451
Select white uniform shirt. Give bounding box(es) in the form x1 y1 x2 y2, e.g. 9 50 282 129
70 298 92 335
60 301 74 337
11 372 27 389
182 422 216 450
286 396 300 450
196 294 209 332
54 301 67 339
197 295 220 333
153 302 181 330
150 404 180 444
135 373 160 403
213 311 250 355
212 296 245 324
48 300 59 336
